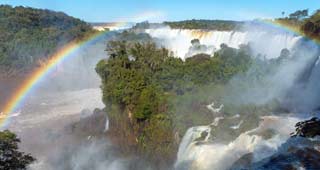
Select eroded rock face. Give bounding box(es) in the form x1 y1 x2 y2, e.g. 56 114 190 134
67 108 108 138
252 148 320 170
291 117 320 138
229 153 253 170
230 137 320 170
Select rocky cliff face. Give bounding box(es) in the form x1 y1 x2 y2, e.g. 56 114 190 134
105 107 178 170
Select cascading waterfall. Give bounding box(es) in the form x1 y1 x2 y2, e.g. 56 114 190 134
144 27 301 59
143 26 320 170
104 114 109 132
175 115 302 170
176 126 212 166
173 51 320 169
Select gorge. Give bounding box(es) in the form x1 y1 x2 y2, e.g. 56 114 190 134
1 5 320 170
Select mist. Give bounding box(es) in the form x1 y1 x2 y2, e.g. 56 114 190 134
142 22 320 110
4 20 320 170
146 22 320 169
142 23 301 60
225 38 319 107
1 30 132 170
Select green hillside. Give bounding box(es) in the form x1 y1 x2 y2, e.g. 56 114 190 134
0 5 96 74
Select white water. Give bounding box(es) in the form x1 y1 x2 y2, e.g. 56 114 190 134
104 114 109 132
176 125 212 166
206 102 224 114
2 24 315 170
8 88 104 131
175 115 302 170
144 27 302 59
230 120 243 130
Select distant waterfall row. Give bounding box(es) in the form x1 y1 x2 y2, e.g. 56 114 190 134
144 27 302 59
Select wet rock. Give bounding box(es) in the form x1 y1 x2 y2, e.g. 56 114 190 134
67 108 108 138
194 131 209 142
291 117 320 138
259 129 276 140
80 108 92 118
231 117 320 170
250 147 320 170
230 153 253 170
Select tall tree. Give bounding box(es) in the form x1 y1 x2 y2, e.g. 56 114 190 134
0 130 35 170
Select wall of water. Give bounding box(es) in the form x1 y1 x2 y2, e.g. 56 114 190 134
144 27 301 59
167 26 320 169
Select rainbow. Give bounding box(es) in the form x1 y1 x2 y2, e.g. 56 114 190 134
0 19 319 129
262 19 320 44
0 29 112 129
0 10 166 129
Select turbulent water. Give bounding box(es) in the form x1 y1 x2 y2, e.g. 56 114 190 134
8 88 103 131
3 24 320 170
175 113 303 170
144 25 320 169
144 26 301 59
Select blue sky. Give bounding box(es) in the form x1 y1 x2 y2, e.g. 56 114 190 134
1 0 320 22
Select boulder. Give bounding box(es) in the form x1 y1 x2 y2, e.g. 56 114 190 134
291 117 320 138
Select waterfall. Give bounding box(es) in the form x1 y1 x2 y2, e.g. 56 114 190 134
279 39 320 112
175 115 301 170
175 126 211 167
104 114 109 132
144 27 301 59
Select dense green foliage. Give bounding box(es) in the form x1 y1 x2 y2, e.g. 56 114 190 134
301 10 320 40
0 130 35 170
169 47 290 136
289 9 309 20
274 9 308 31
164 19 243 30
0 5 96 72
96 40 254 165
97 41 252 119
96 10 310 167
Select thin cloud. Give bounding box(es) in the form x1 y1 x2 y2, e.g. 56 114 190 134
116 10 167 23
234 10 274 20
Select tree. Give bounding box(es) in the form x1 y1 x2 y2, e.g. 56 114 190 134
0 5 96 72
300 10 320 40
96 40 255 167
0 130 35 170
191 39 200 46
134 86 162 120
289 9 309 20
